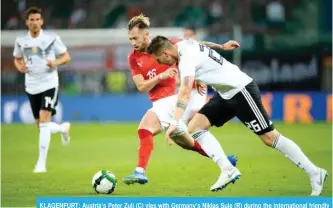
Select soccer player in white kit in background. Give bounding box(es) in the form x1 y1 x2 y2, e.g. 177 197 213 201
13 7 72 173
147 36 328 195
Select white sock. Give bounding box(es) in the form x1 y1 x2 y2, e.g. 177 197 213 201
192 130 232 171
135 167 145 173
273 134 318 177
49 122 66 134
36 122 51 168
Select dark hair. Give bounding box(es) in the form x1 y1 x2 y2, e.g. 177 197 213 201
147 35 172 55
24 6 43 20
184 25 197 34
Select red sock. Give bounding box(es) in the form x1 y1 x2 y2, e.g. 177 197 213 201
193 141 209 157
137 129 154 169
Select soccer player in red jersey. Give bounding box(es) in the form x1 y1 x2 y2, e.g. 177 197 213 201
123 14 239 186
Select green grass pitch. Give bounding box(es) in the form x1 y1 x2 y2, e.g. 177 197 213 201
1 122 332 207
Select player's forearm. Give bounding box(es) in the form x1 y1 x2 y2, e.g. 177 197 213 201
173 87 191 121
200 41 224 50
137 76 161 93
55 52 71 66
176 74 181 85
14 58 23 71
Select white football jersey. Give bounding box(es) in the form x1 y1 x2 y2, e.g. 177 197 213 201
13 30 67 94
177 39 253 99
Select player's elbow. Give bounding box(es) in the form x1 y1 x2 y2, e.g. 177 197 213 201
65 54 71 64
136 84 149 93
137 86 149 93
66 56 71 63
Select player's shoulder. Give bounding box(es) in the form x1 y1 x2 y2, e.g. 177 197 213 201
128 49 136 58
128 50 138 63
15 32 30 44
178 39 199 56
42 30 58 41
128 49 146 60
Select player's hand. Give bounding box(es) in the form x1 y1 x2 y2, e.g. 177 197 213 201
18 63 28 73
222 40 240 50
196 82 207 96
160 68 178 80
47 60 58 69
166 124 177 145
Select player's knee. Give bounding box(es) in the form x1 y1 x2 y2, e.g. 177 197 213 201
39 110 51 123
137 121 160 135
188 120 208 134
187 114 210 134
259 129 279 146
188 123 200 134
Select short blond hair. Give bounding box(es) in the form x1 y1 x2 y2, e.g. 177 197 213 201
127 14 150 30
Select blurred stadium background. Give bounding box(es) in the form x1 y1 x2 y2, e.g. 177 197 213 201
1 0 332 205
1 0 332 123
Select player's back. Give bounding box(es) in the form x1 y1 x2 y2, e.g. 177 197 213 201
128 50 176 102
177 39 252 99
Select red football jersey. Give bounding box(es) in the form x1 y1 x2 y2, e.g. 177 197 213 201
128 50 177 102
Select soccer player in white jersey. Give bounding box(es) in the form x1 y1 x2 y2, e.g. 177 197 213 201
13 7 72 173
147 36 328 196
180 26 240 123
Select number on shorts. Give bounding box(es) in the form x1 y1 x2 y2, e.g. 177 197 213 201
245 120 261 133
44 96 53 108
199 44 223 65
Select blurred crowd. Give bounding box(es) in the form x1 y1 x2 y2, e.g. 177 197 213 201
1 0 331 95
3 0 330 35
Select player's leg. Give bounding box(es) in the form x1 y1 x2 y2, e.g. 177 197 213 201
27 92 47 173
182 89 207 124
27 92 42 128
123 109 162 185
30 91 70 142
136 109 161 171
34 87 70 173
34 108 52 173
187 93 241 191
176 90 230 159
47 94 71 145
169 91 237 164
35 119 40 128
170 127 238 166
235 81 327 196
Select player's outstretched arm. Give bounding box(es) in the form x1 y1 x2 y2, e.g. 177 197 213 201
200 40 240 50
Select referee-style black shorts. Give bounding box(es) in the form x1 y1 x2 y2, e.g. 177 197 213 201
26 87 59 119
198 81 274 135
